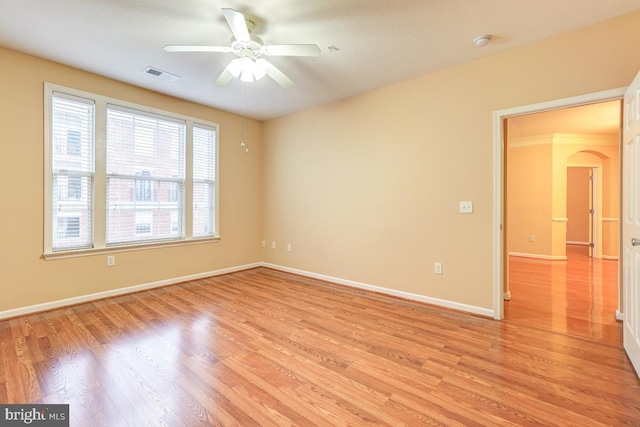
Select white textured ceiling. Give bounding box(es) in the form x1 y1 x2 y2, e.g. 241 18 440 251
1 1 640 121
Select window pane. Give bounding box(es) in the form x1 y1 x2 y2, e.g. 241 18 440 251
193 126 216 237
193 126 215 180
106 107 185 177
56 216 80 238
106 177 182 244
135 211 153 235
67 176 82 200
51 94 94 251
66 130 81 156
106 106 185 244
135 171 153 202
193 181 214 237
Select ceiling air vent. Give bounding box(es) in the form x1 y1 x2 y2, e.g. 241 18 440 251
143 66 180 82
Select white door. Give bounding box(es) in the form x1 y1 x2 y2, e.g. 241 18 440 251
623 70 640 375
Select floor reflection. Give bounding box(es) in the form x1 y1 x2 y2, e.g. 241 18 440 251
505 245 620 344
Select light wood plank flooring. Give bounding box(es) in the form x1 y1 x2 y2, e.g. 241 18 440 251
506 245 621 344
1 264 639 426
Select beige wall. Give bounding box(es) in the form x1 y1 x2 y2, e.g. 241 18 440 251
262 12 640 310
0 47 263 312
507 139 553 256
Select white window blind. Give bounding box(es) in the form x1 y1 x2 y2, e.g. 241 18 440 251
106 106 185 245
193 126 216 238
51 93 94 251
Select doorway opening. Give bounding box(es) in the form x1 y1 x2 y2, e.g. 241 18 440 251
492 89 624 325
567 167 595 255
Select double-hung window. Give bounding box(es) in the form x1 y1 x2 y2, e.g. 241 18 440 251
45 84 219 256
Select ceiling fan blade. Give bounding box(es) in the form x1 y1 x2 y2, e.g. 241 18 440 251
262 61 294 88
215 65 234 87
263 44 321 57
222 8 250 43
164 45 232 53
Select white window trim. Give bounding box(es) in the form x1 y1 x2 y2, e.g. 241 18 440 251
44 83 220 259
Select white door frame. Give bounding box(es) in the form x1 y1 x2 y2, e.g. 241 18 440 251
492 88 625 320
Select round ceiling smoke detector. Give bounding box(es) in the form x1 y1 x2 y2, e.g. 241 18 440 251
473 35 492 47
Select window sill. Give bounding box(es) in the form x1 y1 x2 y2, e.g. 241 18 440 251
42 237 221 260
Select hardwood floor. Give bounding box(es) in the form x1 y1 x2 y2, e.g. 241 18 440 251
505 245 621 344
1 264 639 426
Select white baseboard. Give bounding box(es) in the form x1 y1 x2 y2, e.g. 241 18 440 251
508 252 568 261
510 249 618 261
261 263 494 318
1 261 494 321
0 263 262 320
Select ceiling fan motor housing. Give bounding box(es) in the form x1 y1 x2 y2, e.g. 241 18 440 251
231 34 264 59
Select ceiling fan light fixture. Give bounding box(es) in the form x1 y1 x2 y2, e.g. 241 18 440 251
240 56 257 82
230 56 267 82
240 67 255 83
253 58 267 80
240 56 253 68
228 58 243 78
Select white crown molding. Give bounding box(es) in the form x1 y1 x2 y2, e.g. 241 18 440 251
509 132 619 148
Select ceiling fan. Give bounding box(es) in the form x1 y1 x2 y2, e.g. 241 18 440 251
164 8 321 88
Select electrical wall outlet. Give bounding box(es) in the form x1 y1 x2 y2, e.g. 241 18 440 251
261 240 266 247
287 243 292 252
107 256 115 267
271 241 276 249
529 235 535 242
459 201 473 214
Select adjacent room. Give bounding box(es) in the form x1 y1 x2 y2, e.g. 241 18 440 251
2 1 640 425
505 101 622 343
